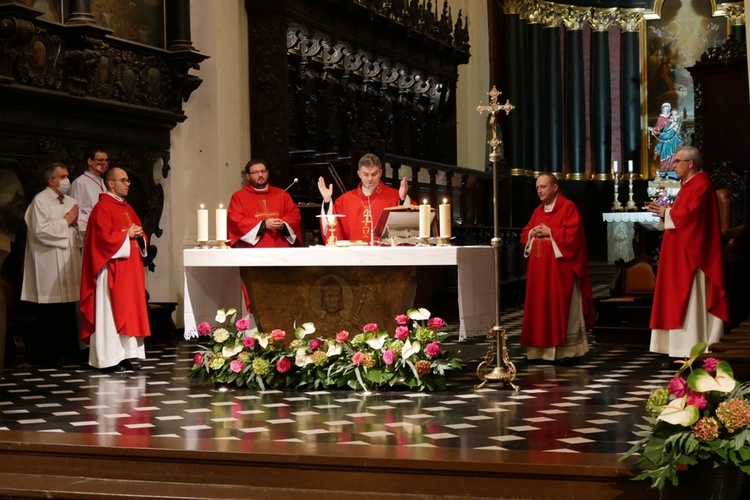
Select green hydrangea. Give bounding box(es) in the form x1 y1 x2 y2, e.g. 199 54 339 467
388 339 404 355
351 333 366 347
289 339 301 350
646 388 670 418
311 350 328 367
237 351 251 363
415 326 437 343
208 355 225 370
212 328 230 343
252 357 271 376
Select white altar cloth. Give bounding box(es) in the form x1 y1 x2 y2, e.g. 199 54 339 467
602 212 660 262
184 246 495 341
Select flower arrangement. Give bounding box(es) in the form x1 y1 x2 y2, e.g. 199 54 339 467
185 307 462 391
654 187 674 207
620 342 750 496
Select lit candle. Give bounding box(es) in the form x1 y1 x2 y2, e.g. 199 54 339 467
419 199 431 238
628 160 633 173
439 198 451 238
612 160 618 178
197 204 209 242
215 204 227 241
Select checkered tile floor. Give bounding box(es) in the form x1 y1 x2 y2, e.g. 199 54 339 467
0 284 673 455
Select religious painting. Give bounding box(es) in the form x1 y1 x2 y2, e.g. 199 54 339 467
645 0 727 178
24 0 63 22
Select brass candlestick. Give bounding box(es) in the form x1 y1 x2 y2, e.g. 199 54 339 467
612 174 623 211
474 86 518 391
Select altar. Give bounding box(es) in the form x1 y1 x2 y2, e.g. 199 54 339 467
184 246 495 341
602 212 660 262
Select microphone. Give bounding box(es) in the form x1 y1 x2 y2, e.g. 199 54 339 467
284 178 298 192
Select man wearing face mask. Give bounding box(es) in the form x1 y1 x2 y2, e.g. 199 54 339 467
317 153 411 243
21 162 82 365
70 146 108 241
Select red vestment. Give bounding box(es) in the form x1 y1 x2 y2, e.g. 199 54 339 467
520 193 595 348
227 185 301 248
80 194 150 342
327 181 401 242
650 171 729 329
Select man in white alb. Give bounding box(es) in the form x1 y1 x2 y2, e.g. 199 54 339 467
70 146 108 240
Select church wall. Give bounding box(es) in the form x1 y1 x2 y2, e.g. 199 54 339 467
156 0 251 325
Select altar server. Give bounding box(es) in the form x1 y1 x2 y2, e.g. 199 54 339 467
70 146 108 240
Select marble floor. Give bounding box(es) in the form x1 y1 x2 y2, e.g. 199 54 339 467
0 304 672 457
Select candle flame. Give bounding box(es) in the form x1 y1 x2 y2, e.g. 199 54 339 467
443 198 448 204
219 203 223 209
200 203 205 209
423 199 428 205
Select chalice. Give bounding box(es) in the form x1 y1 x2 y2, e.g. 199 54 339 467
317 214 345 246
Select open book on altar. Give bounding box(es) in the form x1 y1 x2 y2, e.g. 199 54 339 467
374 205 435 245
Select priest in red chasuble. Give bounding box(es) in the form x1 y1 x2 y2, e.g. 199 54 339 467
520 173 594 364
646 146 728 358
80 167 150 371
317 153 411 243
228 160 301 248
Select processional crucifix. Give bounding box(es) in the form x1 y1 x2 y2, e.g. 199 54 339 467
474 86 518 391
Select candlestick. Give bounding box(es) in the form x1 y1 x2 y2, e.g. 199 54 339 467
625 173 637 211
419 200 431 239
215 204 227 242
439 199 451 238
197 204 209 242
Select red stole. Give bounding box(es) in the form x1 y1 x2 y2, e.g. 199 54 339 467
520 194 595 347
329 181 401 242
650 171 729 329
80 194 150 341
227 185 301 248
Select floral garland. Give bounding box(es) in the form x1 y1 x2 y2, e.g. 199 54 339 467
185 307 462 391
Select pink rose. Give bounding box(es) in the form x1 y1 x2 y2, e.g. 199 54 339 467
336 330 350 343
702 358 720 374
394 314 409 325
193 352 204 365
427 317 446 330
271 329 286 342
197 322 212 335
425 341 441 358
242 336 256 349
382 349 395 365
276 357 291 373
309 338 322 351
394 325 409 340
229 360 244 373
668 377 688 398
352 351 365 366
363 323 378 333
235 318 250 331
687 390 708 410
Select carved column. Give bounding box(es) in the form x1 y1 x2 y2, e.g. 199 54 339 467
66 0 95 24
618 10 643 177
525 3 544 176
542 7 563 176
562 7 588 180
498 0 526 176
590 9 615 181
166 0 195 51
723 4 746 41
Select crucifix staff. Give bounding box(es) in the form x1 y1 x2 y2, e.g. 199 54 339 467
474 86 518 391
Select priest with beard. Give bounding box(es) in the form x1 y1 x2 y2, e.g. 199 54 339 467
520 173 595 364
227 159 301 248
317 153 410 244
80 167 150 371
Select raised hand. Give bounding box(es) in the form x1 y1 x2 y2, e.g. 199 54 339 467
317 176 333 203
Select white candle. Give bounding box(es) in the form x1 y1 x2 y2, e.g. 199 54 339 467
419 200 431 238
197 204 209 242
628 160 633 173
215 204 227 241
613 160 618 178
439 198 451 238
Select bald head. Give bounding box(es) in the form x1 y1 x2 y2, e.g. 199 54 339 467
105 167 130 197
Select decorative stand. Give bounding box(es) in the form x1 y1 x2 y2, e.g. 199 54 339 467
197 240 208 249
611 174 623 211
215 240 230 249
317 214 344 246
474 86 519 391
437 237 451 246
416 237 430 247
625 174 637 211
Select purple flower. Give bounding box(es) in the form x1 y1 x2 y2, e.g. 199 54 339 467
235 318 250 331
668 377 688 398
702 358 720 374
427 317 446 330
309 338 322 351
229 360 244 373
382 349 395 365
394 326 409 340
197 322 212 335
363 323 378 332
425 341 441 358
394 314 409 325
242 336 256 349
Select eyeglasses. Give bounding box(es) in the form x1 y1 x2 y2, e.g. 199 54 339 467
94 158 109 164
248 170 268 176
115 178 131 184
673 159 690 164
